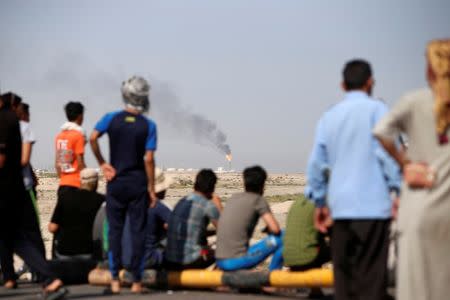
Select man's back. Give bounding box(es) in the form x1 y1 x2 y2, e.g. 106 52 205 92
94 110 157 179
55 129 84 188
283 197 319 266
166 193 219 264
51 189 105 255
216 192 270 259
309 91 391 219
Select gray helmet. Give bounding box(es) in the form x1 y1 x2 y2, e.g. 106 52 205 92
121 76 150 113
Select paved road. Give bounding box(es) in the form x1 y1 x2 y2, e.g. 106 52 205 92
0 283 334 299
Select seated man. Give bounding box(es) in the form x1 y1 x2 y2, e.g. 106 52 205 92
49 168 105 257
283 195 331 271
122 168 173 270
216 166 283 271
165 169 221 270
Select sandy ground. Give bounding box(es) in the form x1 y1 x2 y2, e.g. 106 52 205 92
35 172 306 258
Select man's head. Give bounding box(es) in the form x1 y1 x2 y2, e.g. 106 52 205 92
121 76 150 114
243 165 267 195
80 168 99 192
154 167 173 200
64 101 84 125
0 92 22 111
426 39 450 136
342 59 374 95
194 169 217 199
17 103 30 122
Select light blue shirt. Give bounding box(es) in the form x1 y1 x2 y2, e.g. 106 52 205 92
307 91 397 219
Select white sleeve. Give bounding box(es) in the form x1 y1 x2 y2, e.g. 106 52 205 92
20 122 36 144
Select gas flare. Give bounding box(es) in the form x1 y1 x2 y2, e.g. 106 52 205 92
226 154 232 162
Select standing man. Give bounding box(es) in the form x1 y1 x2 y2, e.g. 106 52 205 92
90 75 157 295
374 39 450 300
307 60 395 300
0 94 67 299
55 101 86 202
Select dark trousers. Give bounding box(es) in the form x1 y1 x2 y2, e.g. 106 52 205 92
331 220 390 300
106 178 147 282
0 229 55 285
0 189 46 282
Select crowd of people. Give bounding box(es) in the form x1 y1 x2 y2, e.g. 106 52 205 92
0 39 449 300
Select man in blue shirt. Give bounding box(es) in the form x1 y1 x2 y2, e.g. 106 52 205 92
307 60 397 300
90 76 157 295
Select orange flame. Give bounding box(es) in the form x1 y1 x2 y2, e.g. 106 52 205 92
226 154 232 162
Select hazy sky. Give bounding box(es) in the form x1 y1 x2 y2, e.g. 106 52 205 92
1 0 449 172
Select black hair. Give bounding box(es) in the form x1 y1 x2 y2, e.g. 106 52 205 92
244 165 267 194
343 59 372 90
19 102 30 115
194 169 217 196
64 101 84 121
0 92 22 110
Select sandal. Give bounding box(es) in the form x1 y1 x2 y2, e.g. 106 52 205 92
43 286 69 300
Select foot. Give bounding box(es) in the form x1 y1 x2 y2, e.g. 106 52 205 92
4 280 17 289
131 282 146 294
110 280 121 294
45 279 63 293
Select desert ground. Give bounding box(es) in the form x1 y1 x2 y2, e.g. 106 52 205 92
36 172 306 258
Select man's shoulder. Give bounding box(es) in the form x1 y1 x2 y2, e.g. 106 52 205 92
56 129 84 140
136 114 157 130
398 88 432 107
226 192 265 210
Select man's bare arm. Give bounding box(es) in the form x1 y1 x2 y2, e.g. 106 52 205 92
376 136 408 170
261 212 281 235
90 130 106 165
0 153 5 169
144 150 157 206
90 130 116 181
21 142 32 166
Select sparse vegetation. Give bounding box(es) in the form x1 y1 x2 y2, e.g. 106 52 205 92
265 193 306 203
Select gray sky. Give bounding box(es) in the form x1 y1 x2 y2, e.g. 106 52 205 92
1 0 449 172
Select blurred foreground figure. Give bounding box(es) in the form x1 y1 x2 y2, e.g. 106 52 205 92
0 94 67 299
374 39 450 300
307 60 396 300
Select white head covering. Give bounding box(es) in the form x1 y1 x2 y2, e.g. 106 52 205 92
121 76 150 113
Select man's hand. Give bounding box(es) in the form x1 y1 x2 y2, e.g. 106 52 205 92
148 187 158 208
403 162 435 188
101 163 116 181
391 197 400 220
314 206 332 233
0 153 5 169
212 194 224 212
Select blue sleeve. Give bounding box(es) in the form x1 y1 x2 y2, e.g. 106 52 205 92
157 204 171 224
145 119 157 151
306 118 329 208
94 111 120 134
373 102 389 126
375 145 402 195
